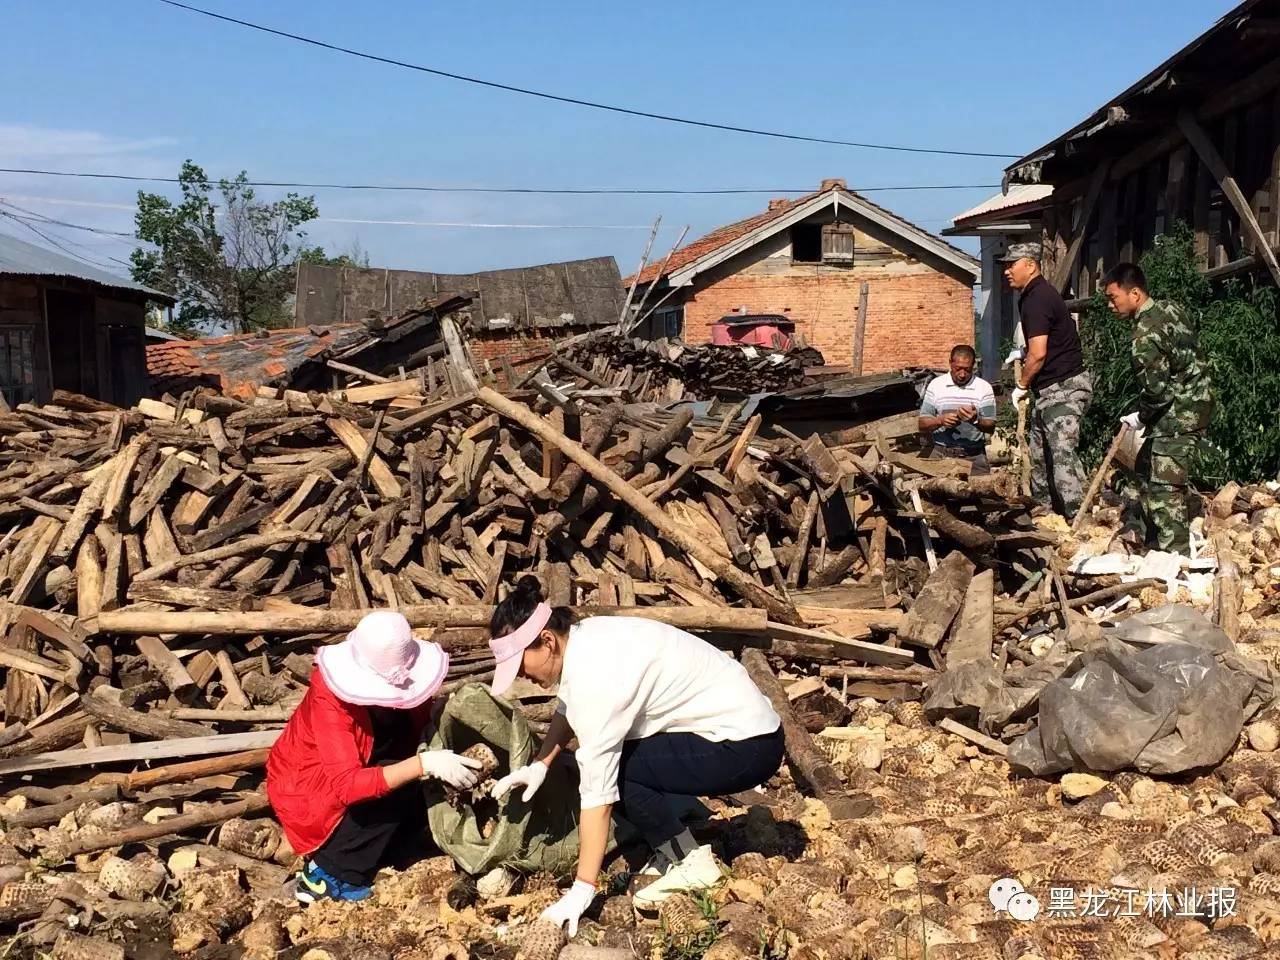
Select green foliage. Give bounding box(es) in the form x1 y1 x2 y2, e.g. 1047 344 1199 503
1079 222 1280 483
130 160 323 334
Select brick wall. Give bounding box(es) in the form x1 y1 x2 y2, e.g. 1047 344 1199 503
681 271 974 372
469 326 593 382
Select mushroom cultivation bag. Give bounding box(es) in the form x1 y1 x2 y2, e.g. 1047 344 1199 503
424 682 616 877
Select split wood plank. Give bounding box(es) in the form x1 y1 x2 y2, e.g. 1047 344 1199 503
327 418 402 499
897 551 975 649
945 568 994 668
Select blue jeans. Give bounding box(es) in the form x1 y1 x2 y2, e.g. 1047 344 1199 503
616 728 784 848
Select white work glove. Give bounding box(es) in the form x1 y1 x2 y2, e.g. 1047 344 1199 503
418 749 483 789
1120 412 1143 430
1010 386 1029 407
1003 346 1025 368
491 760 549 802
540 880 597 936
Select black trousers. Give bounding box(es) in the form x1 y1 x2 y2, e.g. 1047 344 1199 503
311 782 426 886
615 728 783 849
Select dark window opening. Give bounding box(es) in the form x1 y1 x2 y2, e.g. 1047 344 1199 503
791 223 823 263
45 288 96 397
0 328 36 407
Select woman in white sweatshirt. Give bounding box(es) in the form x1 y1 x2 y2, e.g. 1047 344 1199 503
486 576 783 932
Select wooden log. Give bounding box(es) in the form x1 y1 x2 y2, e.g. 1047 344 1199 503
897 551 975 650
786 492 820 588
328 418 402 499
945 568 994 668
54 793 271 858
0 710 90 760
9 517 62 605
0 784 119 828
740 649 863 820
476 388 801 624
98 604 770 635
806 544 861 589
120 747 271 791
640 408 694 463
761 621 913 667
547 404 623 503
136 636 198 702
701 492 751 567
84 688 212 740
921 504 996 557
50 454 118 562
133 530 322 582
918 472 1020 502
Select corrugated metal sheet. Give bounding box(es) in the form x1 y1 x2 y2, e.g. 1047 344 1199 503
0 234 174 301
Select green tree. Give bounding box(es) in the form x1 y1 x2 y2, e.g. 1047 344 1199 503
1078 222 1280 483
130 161 321 334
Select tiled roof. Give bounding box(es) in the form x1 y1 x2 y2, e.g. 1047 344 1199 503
146 324 368 401
630 197 807 286
628 185 978 286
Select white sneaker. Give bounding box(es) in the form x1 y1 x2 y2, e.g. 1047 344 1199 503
632 846 723 908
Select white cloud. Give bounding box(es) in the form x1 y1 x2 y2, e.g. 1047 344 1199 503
0 124 177 163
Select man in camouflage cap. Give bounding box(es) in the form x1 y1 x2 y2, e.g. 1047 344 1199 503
1102 262 1213 554
1002 241 1093 519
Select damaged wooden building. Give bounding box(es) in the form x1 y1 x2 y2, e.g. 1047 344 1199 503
1004 0 1280 299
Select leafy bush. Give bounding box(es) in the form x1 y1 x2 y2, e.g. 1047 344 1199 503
1077 222 1280 483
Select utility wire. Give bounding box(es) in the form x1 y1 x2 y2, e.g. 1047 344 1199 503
0 211 122 271
0 199 134 237
153 0 1019 160
0 166 1001 196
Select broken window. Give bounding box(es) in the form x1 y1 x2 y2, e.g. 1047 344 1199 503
653 306 684 339
0 327 36 407
791 223 823 263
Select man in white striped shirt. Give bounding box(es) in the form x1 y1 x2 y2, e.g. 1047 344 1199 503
918 344 997 474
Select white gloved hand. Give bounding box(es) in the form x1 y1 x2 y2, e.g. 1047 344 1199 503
1003 346 1026 368
491 760 549 802
1010 386 1029 407
418 750 483 789
1120 412 1143 430
540 880 597 937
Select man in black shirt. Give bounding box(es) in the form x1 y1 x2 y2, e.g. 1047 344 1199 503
1002 242 1093 520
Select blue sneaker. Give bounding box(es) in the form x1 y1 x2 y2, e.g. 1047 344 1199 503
296 860 373 903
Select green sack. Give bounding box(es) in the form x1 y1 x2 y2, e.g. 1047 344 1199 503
425 683 604 877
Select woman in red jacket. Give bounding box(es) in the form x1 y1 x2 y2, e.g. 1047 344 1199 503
267 610 481 903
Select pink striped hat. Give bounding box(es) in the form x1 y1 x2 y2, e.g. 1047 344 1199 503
317 610 448 709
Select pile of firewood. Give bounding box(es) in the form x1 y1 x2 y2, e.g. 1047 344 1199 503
558 335 822 402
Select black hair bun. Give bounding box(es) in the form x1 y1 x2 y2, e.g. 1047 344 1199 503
513 575 544 602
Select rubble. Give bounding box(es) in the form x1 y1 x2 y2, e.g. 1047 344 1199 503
3 322 1280 957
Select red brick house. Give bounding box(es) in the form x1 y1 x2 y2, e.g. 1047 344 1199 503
629 179 980 373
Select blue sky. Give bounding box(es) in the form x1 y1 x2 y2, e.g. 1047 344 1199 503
0 0 1239 277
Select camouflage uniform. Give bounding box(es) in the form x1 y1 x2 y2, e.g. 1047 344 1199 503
1121 299 1213 553
1029 371 1094 519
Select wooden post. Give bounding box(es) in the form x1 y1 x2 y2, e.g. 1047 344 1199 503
475 388 802 624
1014 360 1031 496
1178 110 1280 287
616 216 661 330
440 315 480 390
852 281 869 375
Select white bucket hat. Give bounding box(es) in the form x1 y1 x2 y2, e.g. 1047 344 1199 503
316 610 448 709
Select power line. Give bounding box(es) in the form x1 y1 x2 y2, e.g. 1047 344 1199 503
0 166 1002 196
0 199 134 237
0 211 123 271
152 0 1019 160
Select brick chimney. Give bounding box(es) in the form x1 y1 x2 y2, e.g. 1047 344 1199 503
767 198 789 211
820 177 847 192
